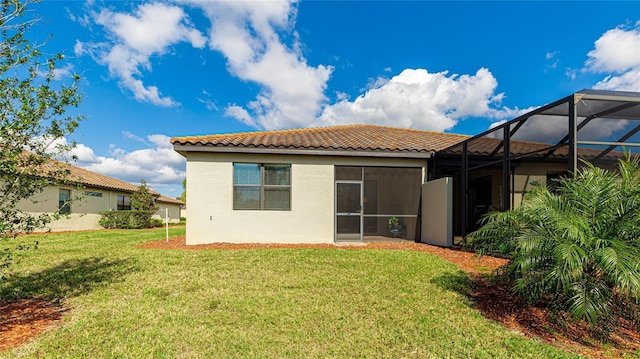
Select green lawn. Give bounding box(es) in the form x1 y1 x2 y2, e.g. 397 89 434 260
1 227 580 358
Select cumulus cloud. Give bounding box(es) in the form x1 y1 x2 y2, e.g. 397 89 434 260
586 22 640 91
187 0 333 129
75 1 524 132
594 69 640 92
77 2 206 106
56 134 185 192
47 137 100 165
586 25 640 73
317 68 508 132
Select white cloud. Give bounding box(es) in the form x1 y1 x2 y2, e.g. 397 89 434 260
545 51 559 71
224 105 256 127
187 0 333 129
585 23 640 92
78 2 206 107
76 1 523 133
56 134 185 193
48 137 100 165
196 90 219 111
317 68 506 132
586 25 640 73
147 134 173 148
52 63 75 80
122 130 146 143
593 69 640 92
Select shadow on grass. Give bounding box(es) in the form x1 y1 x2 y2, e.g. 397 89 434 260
430 271 472 298
0 257 137 301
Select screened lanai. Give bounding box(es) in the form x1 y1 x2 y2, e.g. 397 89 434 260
431 89 640 240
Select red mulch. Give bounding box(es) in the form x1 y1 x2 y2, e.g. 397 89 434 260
2 236 639 357
0 299 67 352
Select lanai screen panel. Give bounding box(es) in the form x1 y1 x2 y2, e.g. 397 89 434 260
335 166 421 240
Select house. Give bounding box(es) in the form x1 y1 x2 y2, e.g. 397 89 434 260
171 125 467 245
155 196 184 223
17 159 184 231
172 89 640 247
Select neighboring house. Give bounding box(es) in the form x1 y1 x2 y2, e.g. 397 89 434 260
16 160 184 231
172 89 640 247
154 196 184 223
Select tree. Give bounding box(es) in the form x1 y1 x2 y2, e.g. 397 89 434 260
177 178 186 203
131 180 158 212
0 0 82 269
466 156 640 334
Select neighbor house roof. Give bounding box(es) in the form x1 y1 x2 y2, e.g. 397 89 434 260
171 124 470 158
156 195 184 205
40 158 160 195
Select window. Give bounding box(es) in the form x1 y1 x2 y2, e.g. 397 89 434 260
85 190 103 197
58 189 71 214
233 163 291 210
117 195 131 210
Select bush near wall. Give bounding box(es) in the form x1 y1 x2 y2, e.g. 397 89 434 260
99 210 154 229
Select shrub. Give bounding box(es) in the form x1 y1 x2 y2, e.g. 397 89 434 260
99 210 154 229
131 180 158 212
152 219 164 227
465 156 640 333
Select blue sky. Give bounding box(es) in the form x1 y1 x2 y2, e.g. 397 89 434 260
31 1 640 197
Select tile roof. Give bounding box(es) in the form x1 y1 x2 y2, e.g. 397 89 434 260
156 195 184 205
40 158 160 195
171 124 470 155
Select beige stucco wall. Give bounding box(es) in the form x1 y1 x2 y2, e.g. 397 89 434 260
512 162 569 208
153 204 182 223
421 177 453 247
26 213 103 232
16 185 134 232
185 152 427 244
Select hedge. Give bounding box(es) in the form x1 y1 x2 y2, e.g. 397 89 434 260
99 210 154 229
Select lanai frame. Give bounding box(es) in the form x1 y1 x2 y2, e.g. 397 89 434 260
434 89 640 239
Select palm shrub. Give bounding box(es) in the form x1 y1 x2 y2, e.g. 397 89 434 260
465 156 640 332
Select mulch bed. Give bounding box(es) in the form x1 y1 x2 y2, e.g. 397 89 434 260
2 236 639 357
470 277 640 358
0 299 67 352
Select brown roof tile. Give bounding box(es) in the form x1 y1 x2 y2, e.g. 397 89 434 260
171 124 470 154
156 195 184 205
40 158 160 195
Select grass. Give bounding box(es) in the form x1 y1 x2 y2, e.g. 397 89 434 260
0 227 582 358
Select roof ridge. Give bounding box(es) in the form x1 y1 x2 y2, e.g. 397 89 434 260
171 124 364 142
171 124 470 143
